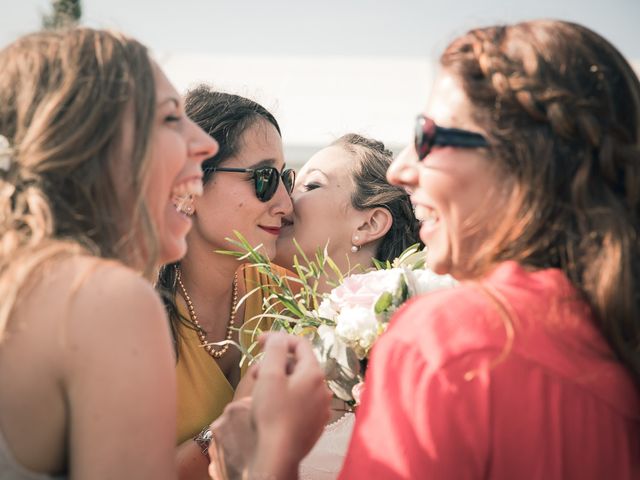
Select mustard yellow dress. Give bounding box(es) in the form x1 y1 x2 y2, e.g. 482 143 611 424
175 263 290 444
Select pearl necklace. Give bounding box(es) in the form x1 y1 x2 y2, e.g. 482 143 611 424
175 266 239 359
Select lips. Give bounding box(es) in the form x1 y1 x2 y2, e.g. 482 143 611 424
259 226 281 235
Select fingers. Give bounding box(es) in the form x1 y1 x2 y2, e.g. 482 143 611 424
258 332 294 378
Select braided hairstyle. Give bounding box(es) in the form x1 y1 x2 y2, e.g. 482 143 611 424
441 20 640 382
332 134 422 262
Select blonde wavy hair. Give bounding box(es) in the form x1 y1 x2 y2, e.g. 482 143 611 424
441 20 640 383
0 28 159 340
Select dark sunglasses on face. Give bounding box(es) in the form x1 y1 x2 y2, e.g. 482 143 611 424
204 166 296 202
415 114 489 161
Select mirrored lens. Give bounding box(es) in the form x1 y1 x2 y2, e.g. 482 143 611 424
254 167 279 202
415 115 436 160
282 169 296 195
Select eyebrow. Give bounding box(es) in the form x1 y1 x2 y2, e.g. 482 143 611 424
157 97 180 108
247 158 287 170
305 168 329 178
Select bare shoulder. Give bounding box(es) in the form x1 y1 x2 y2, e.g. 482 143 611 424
62 255 164 322
22 254 171 360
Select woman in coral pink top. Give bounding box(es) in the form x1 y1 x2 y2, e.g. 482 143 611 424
339 19 640 480
206 19 640 480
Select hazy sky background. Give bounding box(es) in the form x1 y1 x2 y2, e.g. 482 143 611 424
2 0 639 159
3 0 639 60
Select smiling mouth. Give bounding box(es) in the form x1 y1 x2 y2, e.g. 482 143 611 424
414 205 438 227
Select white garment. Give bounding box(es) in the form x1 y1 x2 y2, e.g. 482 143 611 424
299 412 355 480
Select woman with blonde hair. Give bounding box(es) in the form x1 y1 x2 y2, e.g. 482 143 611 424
0 28 331 479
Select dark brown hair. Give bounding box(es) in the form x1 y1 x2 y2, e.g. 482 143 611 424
156 86 281 351
441 20 640 382
332 133 422 262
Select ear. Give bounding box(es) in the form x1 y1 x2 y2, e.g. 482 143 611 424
353 207 393 246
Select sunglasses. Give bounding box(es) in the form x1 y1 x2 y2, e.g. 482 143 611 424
205 166 296 202
415 114 489 160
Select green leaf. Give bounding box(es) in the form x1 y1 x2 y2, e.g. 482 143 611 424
374 291 393 314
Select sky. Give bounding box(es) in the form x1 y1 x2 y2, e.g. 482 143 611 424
1 0 639 161
2 0 639 60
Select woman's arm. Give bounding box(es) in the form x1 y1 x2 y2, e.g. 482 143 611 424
62 264 178 479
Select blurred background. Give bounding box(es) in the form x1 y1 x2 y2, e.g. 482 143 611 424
2 0 639 166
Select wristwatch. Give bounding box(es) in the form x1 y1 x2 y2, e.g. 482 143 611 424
194 426 214 458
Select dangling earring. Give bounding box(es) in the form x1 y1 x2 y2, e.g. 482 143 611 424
351 235 360 253
175 194 195 216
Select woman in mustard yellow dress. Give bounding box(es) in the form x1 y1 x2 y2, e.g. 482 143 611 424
156 86 295 479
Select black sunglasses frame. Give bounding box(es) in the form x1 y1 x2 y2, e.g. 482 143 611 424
204 166 296 202
415 114 489 161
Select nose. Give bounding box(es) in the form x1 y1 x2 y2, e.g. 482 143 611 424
270 174 294 217
189 121 219 165
387 145 420 190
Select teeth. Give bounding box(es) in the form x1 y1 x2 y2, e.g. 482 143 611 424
414 205 438 226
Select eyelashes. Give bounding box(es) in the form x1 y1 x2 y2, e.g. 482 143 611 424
302 182 320 191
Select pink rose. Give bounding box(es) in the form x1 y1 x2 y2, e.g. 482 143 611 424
329 268 404 311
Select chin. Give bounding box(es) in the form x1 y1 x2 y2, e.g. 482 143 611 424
159 240 187 266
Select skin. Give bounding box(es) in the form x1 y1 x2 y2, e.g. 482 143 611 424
386 70 512 279
0 63 217 479
274 144 391 290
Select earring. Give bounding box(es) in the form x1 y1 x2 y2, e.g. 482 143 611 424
351 234 360 253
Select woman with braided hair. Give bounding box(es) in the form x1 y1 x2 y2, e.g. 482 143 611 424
339 19 640 479
207 19 640 480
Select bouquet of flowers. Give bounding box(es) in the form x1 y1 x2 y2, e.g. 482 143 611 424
219 232 456 404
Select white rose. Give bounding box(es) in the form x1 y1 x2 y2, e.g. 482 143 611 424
317 298 338 320
335 306 379 351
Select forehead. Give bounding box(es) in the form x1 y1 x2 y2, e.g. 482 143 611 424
426 70 479 131
233 118 284 165
301 145 355 176
153 62 179 101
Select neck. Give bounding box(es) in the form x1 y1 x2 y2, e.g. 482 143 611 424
314 249 373 294
177 237 240 328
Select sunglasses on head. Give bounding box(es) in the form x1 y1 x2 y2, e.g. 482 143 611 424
204 165 296 202
415 114 489 161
